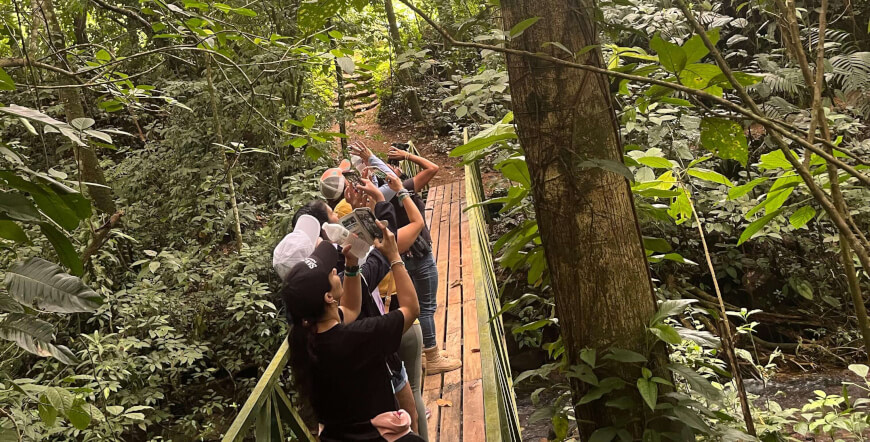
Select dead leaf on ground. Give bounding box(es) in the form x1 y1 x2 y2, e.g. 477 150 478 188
436 398 453 407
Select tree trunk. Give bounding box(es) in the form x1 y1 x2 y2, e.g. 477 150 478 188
384 0 425 122
328 19 348 153
501 0 666 438
31 0 116 214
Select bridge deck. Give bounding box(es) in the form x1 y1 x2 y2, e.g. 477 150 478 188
422 181 486 442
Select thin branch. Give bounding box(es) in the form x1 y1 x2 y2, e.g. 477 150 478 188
89 0 152 32
0 57 78 79
396 0 870 183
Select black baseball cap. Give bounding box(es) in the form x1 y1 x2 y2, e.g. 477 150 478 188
283 242 339 318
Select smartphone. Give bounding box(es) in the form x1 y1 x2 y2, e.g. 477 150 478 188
343 170 362 186
387 158 400 167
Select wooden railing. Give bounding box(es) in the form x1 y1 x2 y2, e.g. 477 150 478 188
221 337 314 442
463 132 523 442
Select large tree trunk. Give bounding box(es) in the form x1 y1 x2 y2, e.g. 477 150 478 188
31 0 116 214
384 0 425 122
501 0 666 437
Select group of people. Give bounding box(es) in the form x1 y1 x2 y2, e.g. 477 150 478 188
272 141 457 441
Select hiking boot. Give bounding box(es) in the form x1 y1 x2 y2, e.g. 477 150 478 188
424 347 461 374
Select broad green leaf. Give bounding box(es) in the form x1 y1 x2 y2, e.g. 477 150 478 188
5 257 101 313
0 292 24 313
0 191 42 222
745 187 793 218
0 313 54 351
849 364 869 378
728 177 767 199
285 137 308 148
451 133 516 157
682 29 720 64
710 71 763 88
70 118 95 130
589 427 617 442
699 117 748 166
580 348 596 367
789 277 813 300
495 157 531 188
95 49 111 62
602 348 647 363
40 223 82 276
455 105 468 118
650 299 697 325
578 377 626 404
759 150 795 170
650 33 687 73
679 63 723 92
301 115 316 130
0 67 15 90
667 190 692 225
789 206 816 229
336 56 355 74
636 156 673 169
687 168 733 186
677 328 721 348
668 364 722 401
578 158 634 182
643 236 672 253
637 378 657 410
509 17 541 38
38 397 58 427
0 220 27 243
649 323 682 344
231 7 257 16
737 209 782 245
67 401 92 430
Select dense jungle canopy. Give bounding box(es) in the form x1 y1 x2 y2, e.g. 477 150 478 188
1 0 870 439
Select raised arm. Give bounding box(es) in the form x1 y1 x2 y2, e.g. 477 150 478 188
388 147 440 193
338 244 361 323
386 174 424 253
372 221 419 333
350 142 397 201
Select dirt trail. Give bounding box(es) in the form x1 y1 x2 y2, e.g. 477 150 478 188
335 106 464 187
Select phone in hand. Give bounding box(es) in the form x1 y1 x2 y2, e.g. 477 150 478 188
343 170 362 186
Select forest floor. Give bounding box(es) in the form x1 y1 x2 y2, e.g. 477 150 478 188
341 106 464 187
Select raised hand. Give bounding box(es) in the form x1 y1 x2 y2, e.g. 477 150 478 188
349 142 373 163
383 173 403 192
372 220 399 262
388 146 409 161
355 178 385 203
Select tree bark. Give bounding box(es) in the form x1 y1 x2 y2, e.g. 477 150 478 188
501 0 666 437
384 0 425 122
31 0 116 214
327 19 348 154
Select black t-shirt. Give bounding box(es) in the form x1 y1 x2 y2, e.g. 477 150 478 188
311 310 406 427
390 178 432 259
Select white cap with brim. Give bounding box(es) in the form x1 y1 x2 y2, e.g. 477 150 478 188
273 214 322 280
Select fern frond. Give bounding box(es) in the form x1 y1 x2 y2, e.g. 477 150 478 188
761 68 806 97
830 52 870 94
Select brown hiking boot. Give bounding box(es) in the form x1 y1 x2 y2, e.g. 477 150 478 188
424 347 461 374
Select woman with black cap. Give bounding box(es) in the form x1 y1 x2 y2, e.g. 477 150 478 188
283 220 423 441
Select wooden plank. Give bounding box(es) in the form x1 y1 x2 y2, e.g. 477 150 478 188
424 183 451 441
431 181 455 440
439 182 464 442
461 186 486 442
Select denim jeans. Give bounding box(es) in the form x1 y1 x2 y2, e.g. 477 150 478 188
404 253 438 349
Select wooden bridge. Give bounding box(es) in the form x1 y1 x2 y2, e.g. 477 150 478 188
222 159 521 441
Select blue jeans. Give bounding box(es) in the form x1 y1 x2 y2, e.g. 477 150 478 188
404 253 438 349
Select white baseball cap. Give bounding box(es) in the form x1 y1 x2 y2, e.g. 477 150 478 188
273 214 322 280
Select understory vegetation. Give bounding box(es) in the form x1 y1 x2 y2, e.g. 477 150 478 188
0 0 870 439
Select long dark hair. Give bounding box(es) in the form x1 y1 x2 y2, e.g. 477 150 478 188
283 280 327 400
